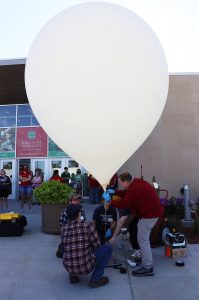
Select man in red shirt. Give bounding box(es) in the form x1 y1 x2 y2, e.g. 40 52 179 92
88 174 100 204
107 172 163 277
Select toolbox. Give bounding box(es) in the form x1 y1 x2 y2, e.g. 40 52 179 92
0 212 27 237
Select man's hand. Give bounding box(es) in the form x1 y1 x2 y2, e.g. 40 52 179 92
102 191 111 203
106 189 115 194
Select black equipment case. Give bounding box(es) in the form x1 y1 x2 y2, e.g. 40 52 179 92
0 213 27 237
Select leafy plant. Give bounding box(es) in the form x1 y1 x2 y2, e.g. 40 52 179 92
34 180 73 204
165 197 184 218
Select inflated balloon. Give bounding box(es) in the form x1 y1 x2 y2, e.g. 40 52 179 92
25 2 168 188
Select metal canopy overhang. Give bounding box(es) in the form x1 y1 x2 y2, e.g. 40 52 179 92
0 58 28 105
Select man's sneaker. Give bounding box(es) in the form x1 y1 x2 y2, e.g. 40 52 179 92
131 250 142 261
89 276 109 288
132 266 154 277
69 273 80 284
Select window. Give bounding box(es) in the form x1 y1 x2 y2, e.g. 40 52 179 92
17 105 39 126
0 105 16 127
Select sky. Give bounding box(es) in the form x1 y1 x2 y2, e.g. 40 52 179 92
0 0 198 73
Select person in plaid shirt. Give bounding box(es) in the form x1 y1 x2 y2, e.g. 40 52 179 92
62 204 112 288
59 193 85 227
56 193 85 258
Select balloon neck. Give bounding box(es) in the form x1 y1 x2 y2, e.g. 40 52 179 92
101 183 108 191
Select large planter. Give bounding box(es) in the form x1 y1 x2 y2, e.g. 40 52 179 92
41 203 66 234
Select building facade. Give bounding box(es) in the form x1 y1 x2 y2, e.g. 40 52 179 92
1 61 199 201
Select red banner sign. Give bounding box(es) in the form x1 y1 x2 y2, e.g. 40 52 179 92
16 127 47 157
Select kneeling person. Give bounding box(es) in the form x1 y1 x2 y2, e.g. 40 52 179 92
93 200 117 244
62 204 112 288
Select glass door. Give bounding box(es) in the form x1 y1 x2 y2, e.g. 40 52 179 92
48 159 66 179
0 159 16 199
31 159 48 182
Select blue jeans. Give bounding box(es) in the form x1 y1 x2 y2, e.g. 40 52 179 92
89 187 100 203
90 244 112 281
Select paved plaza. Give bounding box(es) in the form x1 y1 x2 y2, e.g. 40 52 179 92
0 200 199 300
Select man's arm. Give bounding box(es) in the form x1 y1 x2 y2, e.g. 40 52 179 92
111 188 135 211
109 215 128 243
110 221 117 231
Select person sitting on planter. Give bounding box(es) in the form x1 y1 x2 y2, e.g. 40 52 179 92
62 204 112 287
49 170 64 183
56 193 85 258
92 198 117 244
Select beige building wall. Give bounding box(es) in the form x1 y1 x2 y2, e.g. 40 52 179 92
118 75 199 201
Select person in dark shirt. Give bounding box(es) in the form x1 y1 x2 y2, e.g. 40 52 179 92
93 200 117 244
61 167 70 184
0 169 11 211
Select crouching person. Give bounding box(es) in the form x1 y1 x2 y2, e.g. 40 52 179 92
62 204 112 288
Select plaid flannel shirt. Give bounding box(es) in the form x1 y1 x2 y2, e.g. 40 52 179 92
62 219 101 275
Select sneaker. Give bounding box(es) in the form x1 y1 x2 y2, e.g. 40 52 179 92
132 266 154 277
69 273 80 284
89 276 109 288
131 250 142 261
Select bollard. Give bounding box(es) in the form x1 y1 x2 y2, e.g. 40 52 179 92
182 184 194 227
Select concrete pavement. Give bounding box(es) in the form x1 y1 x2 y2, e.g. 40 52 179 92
0 200 199 300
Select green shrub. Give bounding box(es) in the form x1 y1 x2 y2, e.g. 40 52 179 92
34 180 73 204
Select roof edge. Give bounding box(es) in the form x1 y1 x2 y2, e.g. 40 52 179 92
0 58 26 66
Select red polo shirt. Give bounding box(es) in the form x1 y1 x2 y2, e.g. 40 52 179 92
88 175 100 188
112 178 163 219
19 171 32 186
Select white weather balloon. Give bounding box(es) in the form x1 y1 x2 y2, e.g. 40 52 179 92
25 2 168 188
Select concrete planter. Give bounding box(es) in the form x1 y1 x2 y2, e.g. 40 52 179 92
41 203 66 234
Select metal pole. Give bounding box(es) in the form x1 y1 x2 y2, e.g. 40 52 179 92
182 184 194 227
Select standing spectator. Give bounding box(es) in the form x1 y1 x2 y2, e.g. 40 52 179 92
0 169 11 211
61 167 70 184
49 170 64 183
73 169 83 194
88 174 100 204
31 169 43 189
70 173 75 188
62 204 112 287
31 169 43 205
108 173 118 190
93 199 117 244
19 165 33 213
